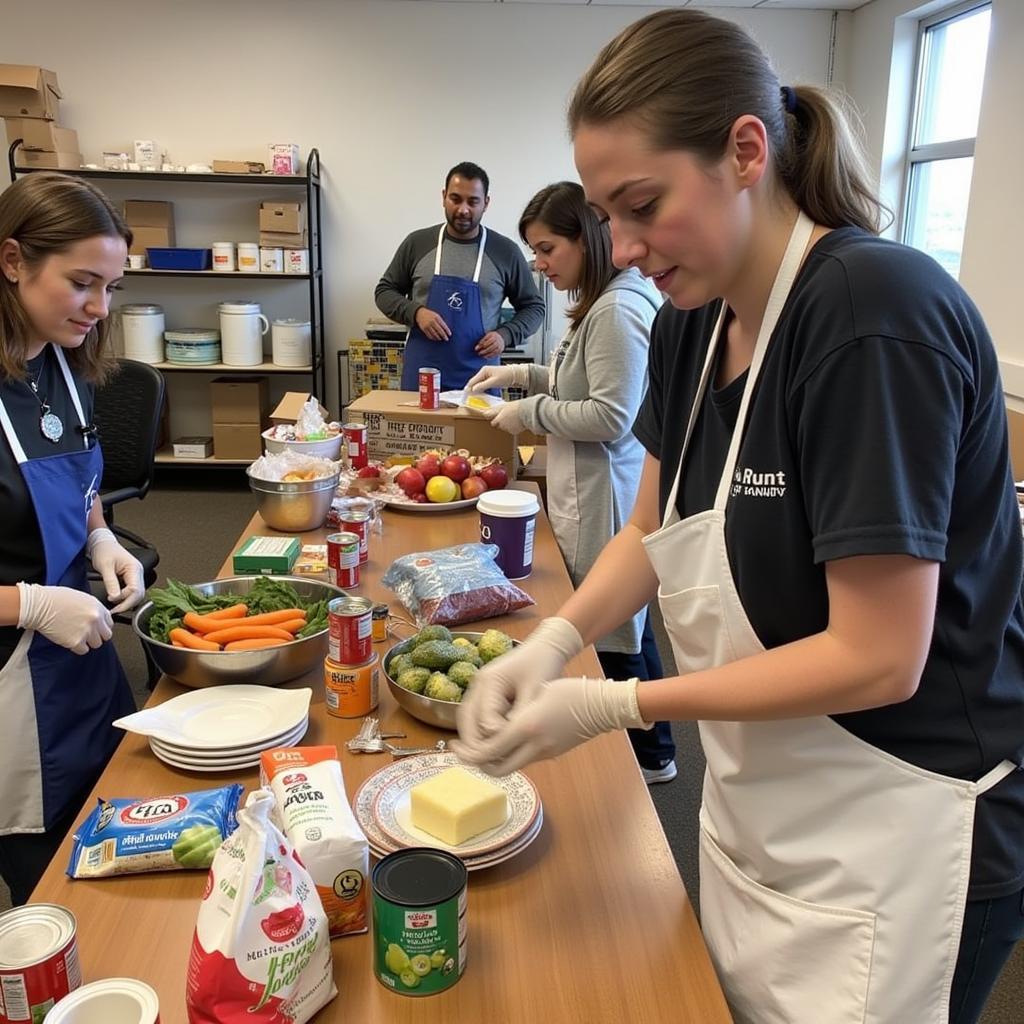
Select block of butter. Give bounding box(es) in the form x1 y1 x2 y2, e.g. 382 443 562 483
410 767 508 846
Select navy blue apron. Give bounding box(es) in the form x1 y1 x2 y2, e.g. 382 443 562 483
0 345 134 833
401 225 494 391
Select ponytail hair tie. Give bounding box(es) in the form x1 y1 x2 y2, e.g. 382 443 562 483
781 85 798 114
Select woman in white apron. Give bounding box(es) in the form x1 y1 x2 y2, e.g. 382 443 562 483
454 10 1024 1023
0 173 142 904
466 181 675 783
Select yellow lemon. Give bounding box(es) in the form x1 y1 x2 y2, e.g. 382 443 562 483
466 396 490 410
425 475 459 503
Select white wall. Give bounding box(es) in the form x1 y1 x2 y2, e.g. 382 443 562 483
845 0 1024 407
2 0 837 422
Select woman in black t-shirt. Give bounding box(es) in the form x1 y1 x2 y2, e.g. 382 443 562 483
0 173 140 904
454 10 1024 1024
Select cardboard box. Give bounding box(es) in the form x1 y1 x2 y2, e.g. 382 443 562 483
0 65 61 120
124 201 175 256
270 392 331 426
213 159 266 174
232 535 301 575
259 230 308 249
172 436 213 459
260 202 304 234
346 389 518 471
213 422 265 461
15 149 81 169
3 118 77 153
268 143 300 175
211 377 270 425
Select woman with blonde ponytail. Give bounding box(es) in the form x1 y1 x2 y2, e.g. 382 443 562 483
455 10 1024 1023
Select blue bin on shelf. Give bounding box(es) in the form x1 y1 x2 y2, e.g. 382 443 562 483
146 248 212 271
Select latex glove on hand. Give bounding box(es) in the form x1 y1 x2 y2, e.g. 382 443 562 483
483 400 525 435
452 674 648 777
474 331 506 359
86 527 145 613
455 617 583 747
465 363 523 393
17 581 114 655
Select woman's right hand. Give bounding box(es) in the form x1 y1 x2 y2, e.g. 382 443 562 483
466 364 519 392
455 617 584 748
16 582 114 655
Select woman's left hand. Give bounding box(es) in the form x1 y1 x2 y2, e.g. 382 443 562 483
452 675 647 776
484 400 525 435
86 527 145 613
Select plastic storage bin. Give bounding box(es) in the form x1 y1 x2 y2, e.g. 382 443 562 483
146 247 212 271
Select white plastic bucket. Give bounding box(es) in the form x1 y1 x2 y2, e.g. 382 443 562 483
237 242 259 272
119 304 165 364
272 318 312 367
212 241 236 273
218 301 269 366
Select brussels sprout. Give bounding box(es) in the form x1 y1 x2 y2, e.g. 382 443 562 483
410 640 463 670
397 667 431 694
387 652 414 678
478 629 514 663
447 660 477 689
424 672 463 702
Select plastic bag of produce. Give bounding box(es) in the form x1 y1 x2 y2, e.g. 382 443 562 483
260 746 369 938
67 785 243 878
382 542 534 626
186 789 337 1024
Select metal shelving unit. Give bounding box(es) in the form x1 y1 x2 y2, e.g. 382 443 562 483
8 143 326 466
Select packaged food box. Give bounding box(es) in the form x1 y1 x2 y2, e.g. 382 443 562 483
232 535 301 575
172 436 213 459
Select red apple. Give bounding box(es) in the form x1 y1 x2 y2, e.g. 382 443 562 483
415 453 442 480
357 465 381 478
395 467 426 497
479 461 508 490
461 475 489 499
411 492 429 503
441 454 472 483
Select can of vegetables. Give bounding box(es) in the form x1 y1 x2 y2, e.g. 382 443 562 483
324 651 379 718
328 596 374 665
327 531 361 590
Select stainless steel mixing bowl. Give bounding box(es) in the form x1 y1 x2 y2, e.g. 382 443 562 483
248 469 341 532
133 576 346 688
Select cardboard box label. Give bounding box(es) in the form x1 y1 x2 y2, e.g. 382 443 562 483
353 411 455 458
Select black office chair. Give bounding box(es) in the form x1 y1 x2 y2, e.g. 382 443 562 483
87 358 166 686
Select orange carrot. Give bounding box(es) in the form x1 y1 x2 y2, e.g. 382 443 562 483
205 603 248 621
169 628 221 651
202 624 295 644
277 618 306 634
224 637 288 651
172 640 184 648
182 611 231 634
233 608 306 628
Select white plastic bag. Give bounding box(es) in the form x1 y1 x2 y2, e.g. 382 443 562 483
186 789 337 1024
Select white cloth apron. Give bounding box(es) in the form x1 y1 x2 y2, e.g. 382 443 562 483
641 212 1015 1023
545 329 581 571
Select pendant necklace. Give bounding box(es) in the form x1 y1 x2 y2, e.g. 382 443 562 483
24 359 64 443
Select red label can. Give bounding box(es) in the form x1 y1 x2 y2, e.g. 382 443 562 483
0 904 81 1024
328 596 374 664
419 367 440 410
327 531 360 589
325 651 380 718
343 421 368 469
340 510 370 564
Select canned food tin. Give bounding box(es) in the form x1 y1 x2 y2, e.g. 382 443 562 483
373 848 467 997
372 603 389 643
327 531 360 590
340 510 371 565
0 904 81 1024
324 651 379 718
259 246 284 273
328 595 373 665
43 977 160 1023
343 422 368 470
418 367 440 411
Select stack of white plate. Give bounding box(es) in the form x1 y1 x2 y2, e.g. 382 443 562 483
353 752 543 871
113 685 311 772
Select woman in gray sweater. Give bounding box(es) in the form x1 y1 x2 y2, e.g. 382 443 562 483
467 181 676 782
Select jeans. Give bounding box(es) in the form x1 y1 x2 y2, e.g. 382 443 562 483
950 886 1024 1023
597 610 676 770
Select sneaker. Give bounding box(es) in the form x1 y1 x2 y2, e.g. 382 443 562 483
641 760 678 785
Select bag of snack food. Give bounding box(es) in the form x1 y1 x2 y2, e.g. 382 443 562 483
381 542 534 626
186 789 337 1024
260 746 369 938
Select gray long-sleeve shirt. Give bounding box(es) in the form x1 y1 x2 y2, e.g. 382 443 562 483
374 224 545 349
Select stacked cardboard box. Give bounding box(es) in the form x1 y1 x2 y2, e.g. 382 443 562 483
0 65 80 169
259 202 306 249
124 200 175 258
210 377 270 460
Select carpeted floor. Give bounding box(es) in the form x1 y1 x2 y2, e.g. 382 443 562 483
2 469 1020 1022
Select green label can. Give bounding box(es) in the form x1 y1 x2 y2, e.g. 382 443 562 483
372 848 467 996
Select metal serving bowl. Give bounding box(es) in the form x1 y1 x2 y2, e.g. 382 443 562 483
248 467 341 532
383 631 518 731
132 576 346 689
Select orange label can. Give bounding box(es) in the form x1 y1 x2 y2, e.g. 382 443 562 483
325 651 379 718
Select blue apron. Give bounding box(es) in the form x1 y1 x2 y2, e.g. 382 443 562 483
0 345 134 834
401 225 493 391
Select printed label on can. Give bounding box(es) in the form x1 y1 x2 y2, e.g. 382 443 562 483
0 905 80 1024
324 653 379 718
343 422 368 470
328 597 373 665
327 533 360 590
418 368 440 411
340 512 369 564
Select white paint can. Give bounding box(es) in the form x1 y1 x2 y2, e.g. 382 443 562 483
119 304 165 364
218 301 269 366
272 318 312 368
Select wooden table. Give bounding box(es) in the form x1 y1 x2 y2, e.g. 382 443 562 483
31 487 731 1023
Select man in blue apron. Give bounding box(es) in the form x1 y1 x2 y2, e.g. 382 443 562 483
375 161 545 392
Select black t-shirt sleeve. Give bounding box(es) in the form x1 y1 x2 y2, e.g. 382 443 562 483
633 306 668 458
792 335 966 564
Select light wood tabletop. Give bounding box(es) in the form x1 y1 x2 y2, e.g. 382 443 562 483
30 485 731 1023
